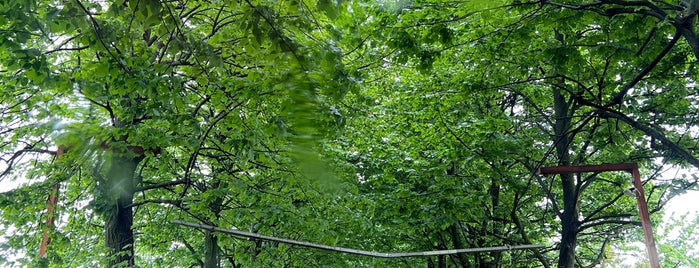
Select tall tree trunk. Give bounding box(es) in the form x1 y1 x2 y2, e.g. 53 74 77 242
558 173 577 268
448 224 470 267
204 230 221 268
487 177 502 267
438 254 446 268
553 87 578 268
104 154 140 267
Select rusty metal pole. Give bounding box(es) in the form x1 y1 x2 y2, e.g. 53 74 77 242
39 145 67 259
537 163 660 268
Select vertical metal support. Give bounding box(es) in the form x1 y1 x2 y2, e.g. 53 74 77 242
537 163 660 268
630 168 660 268
39 145 67 258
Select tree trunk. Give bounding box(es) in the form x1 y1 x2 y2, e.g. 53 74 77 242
677 0 699 59
448 224 470 267
427 257 436 268
104 154 140 267
204 230 221 268
438 255 446 268
553 87 578 268
487 177 502 267
204 182 223 268
557 172 578 268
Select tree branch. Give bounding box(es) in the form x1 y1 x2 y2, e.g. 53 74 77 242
44 46 89 54
74 0 130 73
582 233 613 268
583 192 627 221
599 109 699 168
609 30 681 105
136 179 189 192
544 0 605 10
578 219 640 231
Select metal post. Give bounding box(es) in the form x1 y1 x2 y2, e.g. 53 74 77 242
39 145 67 258
537 163 660 268
631 168 660 268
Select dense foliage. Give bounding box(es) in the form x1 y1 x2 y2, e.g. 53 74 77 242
1 0 698 267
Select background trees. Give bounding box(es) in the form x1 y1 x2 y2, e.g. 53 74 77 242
1 0 698 267
2 0 350 266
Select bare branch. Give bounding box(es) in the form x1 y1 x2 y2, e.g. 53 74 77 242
125 199 183 209
583 234 614 268
578 219 640 231
600 110 699 168
1 146 57 178
583 192 628 220
44 46 89 54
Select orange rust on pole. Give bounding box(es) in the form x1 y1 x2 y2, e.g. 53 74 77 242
537 163 638 175
537 163 660 268
39 145 67 259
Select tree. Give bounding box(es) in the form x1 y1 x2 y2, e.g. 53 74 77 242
330 0 699 267
3 0 699 267
1 0 351 266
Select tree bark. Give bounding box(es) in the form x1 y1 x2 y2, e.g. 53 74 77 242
204 180 223 268
204 230 221 268
104 154 140 267
438 254 446 268
486 177 502 267
553 87 578 268
448 224 470 267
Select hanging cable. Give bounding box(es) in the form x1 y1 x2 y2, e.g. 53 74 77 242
173 220 545 258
